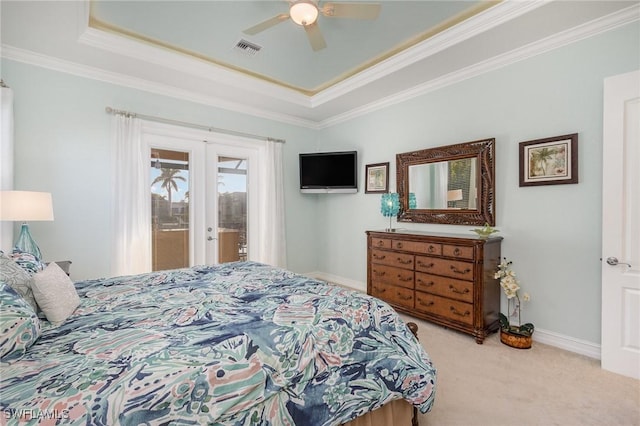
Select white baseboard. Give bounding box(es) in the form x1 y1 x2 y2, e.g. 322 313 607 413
532 327 601 360
305 271 602 361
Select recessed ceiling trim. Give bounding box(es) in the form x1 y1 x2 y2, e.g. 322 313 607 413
310 0 546 107
78 26 313 108
318 3 640 128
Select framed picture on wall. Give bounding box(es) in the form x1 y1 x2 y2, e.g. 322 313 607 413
365 162 389 193
519 133 578 187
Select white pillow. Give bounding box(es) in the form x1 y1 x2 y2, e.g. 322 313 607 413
31 262 80 325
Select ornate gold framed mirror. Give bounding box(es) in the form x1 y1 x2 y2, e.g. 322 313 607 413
396 138 495 225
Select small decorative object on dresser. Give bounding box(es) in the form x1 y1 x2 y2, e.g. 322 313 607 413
495 257 534 349
471 223 499 239
380 193 400 232
367 230 502 344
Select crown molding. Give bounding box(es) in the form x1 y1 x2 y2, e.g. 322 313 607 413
0 44 319 129
319 3 640 128
310 0 546 107
78 27 312 108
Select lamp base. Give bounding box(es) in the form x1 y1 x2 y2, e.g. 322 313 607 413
385 228 397 232
14 223 43 260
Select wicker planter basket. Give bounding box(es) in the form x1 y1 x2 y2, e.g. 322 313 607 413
500 329 533 349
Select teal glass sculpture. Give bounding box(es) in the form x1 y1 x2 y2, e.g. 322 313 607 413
409 192 417 209
381 193 400 231
15 223 43 260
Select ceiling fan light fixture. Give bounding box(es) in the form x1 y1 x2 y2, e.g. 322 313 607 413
290 1 319 26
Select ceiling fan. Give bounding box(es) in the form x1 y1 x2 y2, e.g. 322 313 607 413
243 1 381 51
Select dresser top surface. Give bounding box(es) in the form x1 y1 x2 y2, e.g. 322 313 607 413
366 229 503 242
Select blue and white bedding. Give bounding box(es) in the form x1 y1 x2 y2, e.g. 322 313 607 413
1 261 436 425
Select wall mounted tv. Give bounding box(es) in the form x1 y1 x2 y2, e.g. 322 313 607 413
299 151 358 193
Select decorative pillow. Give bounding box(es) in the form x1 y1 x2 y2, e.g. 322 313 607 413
8 248 46 275
31 262 80 325
0 252 38 311
0 282 41 361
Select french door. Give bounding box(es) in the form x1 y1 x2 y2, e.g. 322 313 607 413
144 126 258 270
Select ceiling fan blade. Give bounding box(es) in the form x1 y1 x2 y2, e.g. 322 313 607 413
243 13 290 35
321 2 381 19
304 22 327 51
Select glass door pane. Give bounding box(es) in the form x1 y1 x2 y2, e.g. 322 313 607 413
150 149 190 271
217 156 247 263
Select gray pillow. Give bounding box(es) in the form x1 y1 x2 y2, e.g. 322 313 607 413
0 252 38 311
31 262 79 325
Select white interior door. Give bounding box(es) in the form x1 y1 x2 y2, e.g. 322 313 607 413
601 69 640 379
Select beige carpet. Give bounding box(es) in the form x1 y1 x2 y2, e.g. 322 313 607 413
401 315 640 426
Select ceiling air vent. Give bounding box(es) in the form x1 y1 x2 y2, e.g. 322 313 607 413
234 39 262 56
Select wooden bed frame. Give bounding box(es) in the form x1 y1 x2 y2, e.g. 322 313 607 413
343 322 420 426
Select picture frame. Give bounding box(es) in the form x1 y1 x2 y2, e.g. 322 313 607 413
365 162 389 193
519 133 578 187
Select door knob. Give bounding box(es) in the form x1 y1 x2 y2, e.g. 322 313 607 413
208 236 214 241
606 257 631 267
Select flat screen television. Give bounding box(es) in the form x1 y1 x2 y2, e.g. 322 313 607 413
299 151 358 193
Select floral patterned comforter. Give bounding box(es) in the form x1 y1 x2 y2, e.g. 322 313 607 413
0 261 436 425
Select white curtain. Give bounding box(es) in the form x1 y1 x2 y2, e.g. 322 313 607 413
0 86 14 251
433 161 448 209
111 114 151 276
258 141 287 268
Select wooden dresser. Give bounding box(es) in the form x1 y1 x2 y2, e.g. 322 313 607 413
366 230 502 344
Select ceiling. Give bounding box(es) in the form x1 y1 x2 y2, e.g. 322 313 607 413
1 1 638 127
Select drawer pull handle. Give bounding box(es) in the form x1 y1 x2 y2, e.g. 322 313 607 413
450 266 471 275
398 293 413 301
453 248 461 256
419 300 434 307
374 254 386 260
374 271 386 277
449 285 469 295
417 279 434 287
450 306 470 317
428 245 436 253
377 240 385 246
396 242 404 248
418 261 434 269
398 275 412 282
397 258 412 265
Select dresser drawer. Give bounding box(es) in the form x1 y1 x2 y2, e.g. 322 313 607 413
442 244 474 260
392 240 442 255
371 264 414 289
371 249 414 269
372 285 414 309
415 292 474 325
415 256 474 281
415 272 473 303
371 238 392 249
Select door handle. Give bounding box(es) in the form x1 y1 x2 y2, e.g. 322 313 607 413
606 257 631 267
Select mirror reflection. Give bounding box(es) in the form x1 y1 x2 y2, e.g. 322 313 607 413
408 158 477 210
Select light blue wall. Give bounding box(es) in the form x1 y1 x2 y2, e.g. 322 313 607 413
315 22 640 344
2 60 320 279
3 19 638 345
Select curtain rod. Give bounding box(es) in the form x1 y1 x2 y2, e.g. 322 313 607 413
104 107 285 144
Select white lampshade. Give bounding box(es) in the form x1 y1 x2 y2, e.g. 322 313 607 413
447 189 463 202
290 1 318 26
0 191 54 221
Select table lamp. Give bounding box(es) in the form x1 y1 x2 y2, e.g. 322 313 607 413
447 189 463 208
380 193 400 232
0 191 54 260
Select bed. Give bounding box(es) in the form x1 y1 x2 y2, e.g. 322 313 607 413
1 260 436 425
